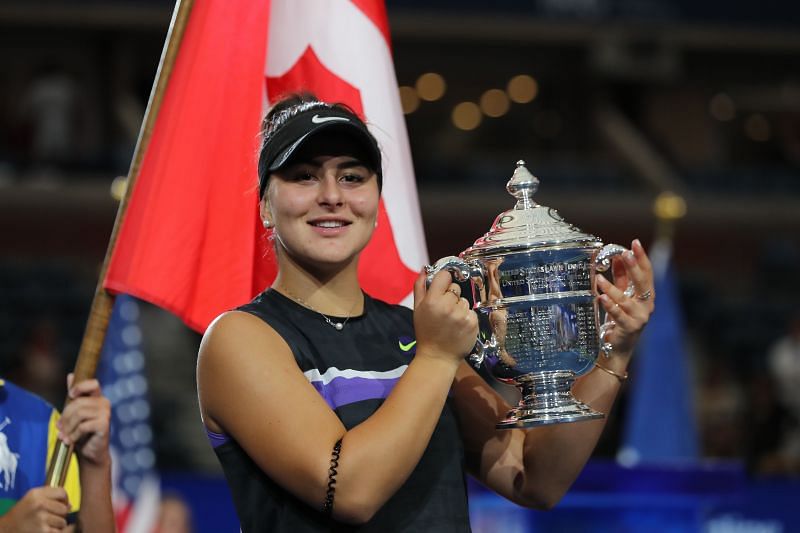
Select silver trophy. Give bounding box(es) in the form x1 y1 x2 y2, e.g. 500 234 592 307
426 161 627 428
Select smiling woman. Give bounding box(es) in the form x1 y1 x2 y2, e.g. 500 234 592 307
195 93 655 532
264 148 380 270
257 97 383 275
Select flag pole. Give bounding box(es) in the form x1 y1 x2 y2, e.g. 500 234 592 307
46 0 196 487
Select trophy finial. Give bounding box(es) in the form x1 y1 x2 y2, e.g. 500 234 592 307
507 160 540 208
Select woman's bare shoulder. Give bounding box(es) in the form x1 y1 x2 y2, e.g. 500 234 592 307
197 310 296 428
200 310 288 357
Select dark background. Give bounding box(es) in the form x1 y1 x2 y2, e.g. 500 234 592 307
1 0 799 478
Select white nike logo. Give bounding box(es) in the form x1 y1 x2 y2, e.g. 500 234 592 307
311 114 349 124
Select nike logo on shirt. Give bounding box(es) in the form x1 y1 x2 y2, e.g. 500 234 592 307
398 340 417 352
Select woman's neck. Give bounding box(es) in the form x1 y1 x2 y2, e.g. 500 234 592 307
272 256 364 316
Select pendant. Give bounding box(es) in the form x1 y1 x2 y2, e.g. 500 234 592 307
322 315 346 330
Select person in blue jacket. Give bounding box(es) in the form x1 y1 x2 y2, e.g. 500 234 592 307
0 375 115 532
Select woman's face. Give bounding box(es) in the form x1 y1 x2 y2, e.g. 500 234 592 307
262 134 380 271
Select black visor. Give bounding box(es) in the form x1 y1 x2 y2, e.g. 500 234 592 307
259 106 382 197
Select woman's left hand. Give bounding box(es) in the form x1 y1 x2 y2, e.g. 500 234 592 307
596 239 656 357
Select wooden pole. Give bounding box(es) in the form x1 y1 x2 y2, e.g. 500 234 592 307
45 0 196 487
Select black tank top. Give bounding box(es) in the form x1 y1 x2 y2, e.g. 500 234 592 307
209 289 471 532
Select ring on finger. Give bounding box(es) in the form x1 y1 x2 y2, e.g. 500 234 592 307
623 283 635 298
601 342 614 358
635 289 652 301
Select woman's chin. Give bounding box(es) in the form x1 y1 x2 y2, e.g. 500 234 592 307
285 249 361 274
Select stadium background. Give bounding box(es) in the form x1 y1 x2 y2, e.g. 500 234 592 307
1 0 799 530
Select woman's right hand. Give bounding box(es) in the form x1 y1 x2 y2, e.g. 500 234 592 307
412 270 479 362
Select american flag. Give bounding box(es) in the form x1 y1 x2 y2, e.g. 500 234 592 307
97 294 160 532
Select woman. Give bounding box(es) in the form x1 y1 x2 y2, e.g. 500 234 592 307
197 93 655 532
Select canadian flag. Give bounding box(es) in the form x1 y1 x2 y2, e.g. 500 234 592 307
104 0 427 332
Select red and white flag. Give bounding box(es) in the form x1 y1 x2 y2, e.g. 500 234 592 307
104 0 426 332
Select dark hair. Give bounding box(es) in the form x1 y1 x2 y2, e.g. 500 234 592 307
256 92 380 199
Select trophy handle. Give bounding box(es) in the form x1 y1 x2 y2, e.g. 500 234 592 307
425 256 483 285
594 243 627 273
593 243 632 358
424 256 489 367
467 332 498 367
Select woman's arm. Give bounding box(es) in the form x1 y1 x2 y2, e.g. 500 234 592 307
197 271 478 524
453 240 655 509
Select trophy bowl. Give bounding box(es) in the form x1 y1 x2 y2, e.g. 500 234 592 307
427 161 627 428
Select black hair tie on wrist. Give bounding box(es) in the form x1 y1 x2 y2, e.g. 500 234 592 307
322 438 343 515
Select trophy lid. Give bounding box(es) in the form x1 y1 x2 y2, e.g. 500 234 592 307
462 161 601 257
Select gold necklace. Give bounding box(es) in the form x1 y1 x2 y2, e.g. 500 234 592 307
277 287 360 331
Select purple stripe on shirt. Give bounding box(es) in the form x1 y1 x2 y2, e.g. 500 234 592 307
203 377 400 448
206 427 230 448
310 376 401 410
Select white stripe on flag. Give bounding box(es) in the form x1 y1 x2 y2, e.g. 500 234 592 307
124 474 161 533
266 0 428 273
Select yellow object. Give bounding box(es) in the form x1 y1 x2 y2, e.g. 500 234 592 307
452 102 482 131
653 191 687 221
47 410 82 511
416 73 446 101
398 86 420 114
480 89 510 118
507 75 538 104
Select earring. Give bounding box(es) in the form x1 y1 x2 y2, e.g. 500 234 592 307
263 219 272 229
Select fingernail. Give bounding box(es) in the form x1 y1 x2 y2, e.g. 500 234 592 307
599 294 610 304
624 250 636 265
633 238 641 249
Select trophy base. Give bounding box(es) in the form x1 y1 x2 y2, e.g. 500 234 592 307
496 370 605 429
